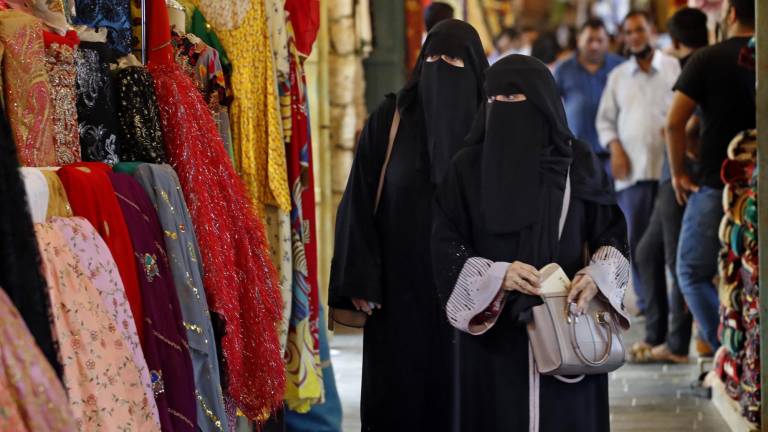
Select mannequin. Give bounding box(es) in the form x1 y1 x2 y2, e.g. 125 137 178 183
166 0 185 34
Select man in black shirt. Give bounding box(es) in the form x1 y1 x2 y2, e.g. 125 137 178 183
665 0 755 352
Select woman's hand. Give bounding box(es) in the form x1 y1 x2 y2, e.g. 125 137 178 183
351 298 381 315
568 273 599 314
502 261 541 296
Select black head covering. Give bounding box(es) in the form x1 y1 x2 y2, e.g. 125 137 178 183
400 19 488 182
424 2 454 32
467 54 573 234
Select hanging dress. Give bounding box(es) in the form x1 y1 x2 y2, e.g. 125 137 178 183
108 170 197 432
35 222 162 432
41 169 74 219
127 162 230 432
115 65 166 162
44 30 81 165
145 0 284 420
53 216 161 428
0 10 55 166
70 0 132 55
0 287 75 432
57 162 144 340
75 41 122 164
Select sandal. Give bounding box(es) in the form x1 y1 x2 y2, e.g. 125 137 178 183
627 341 654 363
650 344 690 364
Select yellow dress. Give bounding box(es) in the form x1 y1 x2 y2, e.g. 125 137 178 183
41 169 73 219
206 0 290 214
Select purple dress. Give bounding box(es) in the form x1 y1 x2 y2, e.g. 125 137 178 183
109 171 197 431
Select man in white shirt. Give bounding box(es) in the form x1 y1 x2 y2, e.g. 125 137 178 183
596 10 680 315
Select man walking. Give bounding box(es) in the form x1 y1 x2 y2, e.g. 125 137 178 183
596 10 680 314
633 7 709 363
666 0 755 352
555 18 624 176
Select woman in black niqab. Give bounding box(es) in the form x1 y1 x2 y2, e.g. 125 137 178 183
328 19 487 431
432 55 630 432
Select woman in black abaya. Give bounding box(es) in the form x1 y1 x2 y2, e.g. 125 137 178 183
328 20 488 431
432 55 631 432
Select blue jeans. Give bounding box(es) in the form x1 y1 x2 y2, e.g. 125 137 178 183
676 187 723 351
617 181 658 313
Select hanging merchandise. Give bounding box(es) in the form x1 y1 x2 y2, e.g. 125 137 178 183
0 287 76 432
0 109 61 378
282 23 322 413
68 0 133 55
43 30 82 165
115 65 167 163
54 216 160 424
40 169 74 219
146 0 285 421
283 0 318 57
204 0 291 215
57 164 145 341
125 162 231 432
714 129 760 427
20 167 50 223
75 41 122 164
35 220 161 431
0 9 56 166
109 168 198 432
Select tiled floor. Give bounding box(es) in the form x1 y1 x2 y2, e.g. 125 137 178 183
329 318 729 432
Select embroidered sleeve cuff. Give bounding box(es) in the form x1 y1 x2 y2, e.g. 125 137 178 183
578 246 631 330
446 258 509 335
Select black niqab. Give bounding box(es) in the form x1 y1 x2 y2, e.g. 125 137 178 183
402 19 488 182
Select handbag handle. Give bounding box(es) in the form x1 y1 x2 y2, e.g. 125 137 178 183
568 306 614 367
374 100 400 214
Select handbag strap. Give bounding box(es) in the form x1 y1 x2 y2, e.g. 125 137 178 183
374 100 400 214
557 167 571 240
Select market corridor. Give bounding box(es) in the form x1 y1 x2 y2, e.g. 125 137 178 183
330 321 730 432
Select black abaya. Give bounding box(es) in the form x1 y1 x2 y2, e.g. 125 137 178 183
329 19 488 432
432 146 627 432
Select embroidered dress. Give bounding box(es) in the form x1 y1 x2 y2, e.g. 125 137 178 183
109 170 197 432
54 216 161 428
0 10 55 166
75 41 122 164
128 162 230 432
70 0 132 55
43 30 81 165
0 287 75 432
115 66 166 163
35 222 161 432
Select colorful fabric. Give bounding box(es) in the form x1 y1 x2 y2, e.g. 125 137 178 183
211 0 290 214
43 30 82 165
264 205 293 353
109 171 197 432
57 163 144 342
284 0 319 57
0 10 56 166
0 287 75 432
115 66 166 163
70 0 132 54
53 216 160 426
146 0 284 419
41 169 73 219
35 222 160 432
283 29 322 412
131 162 230 432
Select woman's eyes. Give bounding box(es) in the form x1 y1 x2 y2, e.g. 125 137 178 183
425 55 465 68
488 94 528 103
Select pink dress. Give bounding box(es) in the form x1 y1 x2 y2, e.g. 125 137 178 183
34 222 161 432
0 287 75 432
52 216 161 427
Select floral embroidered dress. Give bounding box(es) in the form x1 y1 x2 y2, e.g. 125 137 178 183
53 216 161 428
35 222 161 432
0 287 75 432
146 0 284 420
0 10 56 166
44 30 82 165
